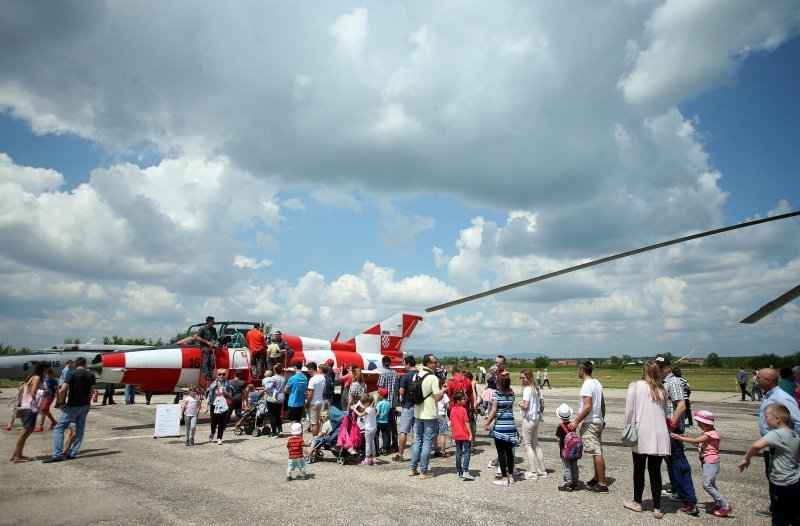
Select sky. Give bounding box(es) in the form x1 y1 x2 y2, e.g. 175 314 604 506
0 0 798 358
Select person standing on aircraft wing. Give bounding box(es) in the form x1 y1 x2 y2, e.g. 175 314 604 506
245 324 267 379
195 316 217 381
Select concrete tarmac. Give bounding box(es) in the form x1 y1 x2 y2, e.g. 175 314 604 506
0 389 776 525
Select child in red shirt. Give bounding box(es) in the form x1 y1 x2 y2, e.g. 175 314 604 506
450 391 474 480
286 422 308 481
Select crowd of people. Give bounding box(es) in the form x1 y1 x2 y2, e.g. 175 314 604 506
5 344 800 525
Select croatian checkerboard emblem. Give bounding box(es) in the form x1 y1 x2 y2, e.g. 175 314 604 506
381 330 390 348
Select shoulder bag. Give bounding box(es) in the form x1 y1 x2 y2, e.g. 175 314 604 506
621 382 638 447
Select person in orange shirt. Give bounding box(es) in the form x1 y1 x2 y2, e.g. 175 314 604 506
245 324 267 378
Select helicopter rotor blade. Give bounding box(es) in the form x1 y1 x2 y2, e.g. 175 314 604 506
426 210 800 313
740 284 800 324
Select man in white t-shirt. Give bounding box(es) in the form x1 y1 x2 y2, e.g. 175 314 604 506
569 360 607 492
306 362 327 437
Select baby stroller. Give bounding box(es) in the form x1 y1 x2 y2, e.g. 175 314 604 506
233 394 271 437
305 406 364 465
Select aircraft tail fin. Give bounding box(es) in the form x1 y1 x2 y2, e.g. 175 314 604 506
349 313 423 359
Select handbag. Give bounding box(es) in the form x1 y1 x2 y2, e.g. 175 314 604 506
621 382 638 447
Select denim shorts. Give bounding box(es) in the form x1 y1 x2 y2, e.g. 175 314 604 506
437 415 448 434
399 407 415 434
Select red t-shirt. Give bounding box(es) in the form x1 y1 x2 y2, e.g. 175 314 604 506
450 404 471 441
245 329 267 355
287 436 305 459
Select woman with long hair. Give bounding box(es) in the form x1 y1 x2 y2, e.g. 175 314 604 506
348 368 366 411
484 371 520 486
518 369 546 480
11 362 46 462
623 361 670 519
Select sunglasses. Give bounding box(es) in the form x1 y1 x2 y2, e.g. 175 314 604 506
217 373 226 376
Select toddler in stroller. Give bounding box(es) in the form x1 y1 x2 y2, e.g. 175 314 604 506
305 406 364 464
233 392 271 437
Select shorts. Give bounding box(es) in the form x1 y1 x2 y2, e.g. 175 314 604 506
308 403 323 425
580 421 604 456
399 406 415 434
286 406 304 423
19 409 37 429
437 415 448 434
41 397 55 412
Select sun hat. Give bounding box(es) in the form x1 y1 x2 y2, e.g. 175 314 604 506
556 403 573 419
694 410 715 426
291 423 303 435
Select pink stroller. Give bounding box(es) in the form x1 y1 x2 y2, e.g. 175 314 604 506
334 410 364 465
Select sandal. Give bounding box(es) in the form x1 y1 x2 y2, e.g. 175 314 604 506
440 452 450 458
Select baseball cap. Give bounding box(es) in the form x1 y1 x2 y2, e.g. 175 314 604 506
379 388 389 397
326 359 335 365
655 356 671 367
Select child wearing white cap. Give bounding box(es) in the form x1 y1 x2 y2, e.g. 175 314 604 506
671 410 732 517
555 403 580 492
286 423 308 481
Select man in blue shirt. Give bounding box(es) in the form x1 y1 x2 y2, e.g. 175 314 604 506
283 361 308 424
754 367 800 518
393 356 418 462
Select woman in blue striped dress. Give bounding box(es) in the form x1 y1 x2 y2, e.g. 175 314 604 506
484 371 520 486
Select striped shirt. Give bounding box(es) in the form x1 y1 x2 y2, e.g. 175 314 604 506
489 390 519 445
377 368 400 407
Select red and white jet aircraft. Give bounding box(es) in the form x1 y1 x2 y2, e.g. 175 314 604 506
89 313 422 393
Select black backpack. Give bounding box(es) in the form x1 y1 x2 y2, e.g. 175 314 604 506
404 372 432 405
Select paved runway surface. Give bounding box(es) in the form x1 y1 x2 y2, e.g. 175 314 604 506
0 387 775 525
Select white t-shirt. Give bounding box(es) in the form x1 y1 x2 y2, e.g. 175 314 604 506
437 393 450 417
308 374 326 405
579 378 604 423
183 395 200 417
363 406 377 431
522 386 541 421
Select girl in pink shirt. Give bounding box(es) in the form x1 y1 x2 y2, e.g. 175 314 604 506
671 410 732 517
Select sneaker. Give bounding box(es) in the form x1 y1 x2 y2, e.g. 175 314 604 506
537 472 548 479
34 426 43 433
493 479 511 486
408 469 420 476
667 493 683 502
298 473 306 480
189 439 195 446
524 472 538 481
585 478 597 488
591 484 609 493
661 487 674 496
217 439 223 445
419 472 432 479
42 456 64 464
679 505 699 516
755 509 771 517
487 460 499 468
185 440 190 446
462 471 475 481
713 504 732 518
2 425 11 431
360 459 372 466
558 484 574 492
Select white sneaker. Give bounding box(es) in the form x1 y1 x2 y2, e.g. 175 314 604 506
524 472 538 481
462 471 475 481
217 439 223 445
537 472 548 479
